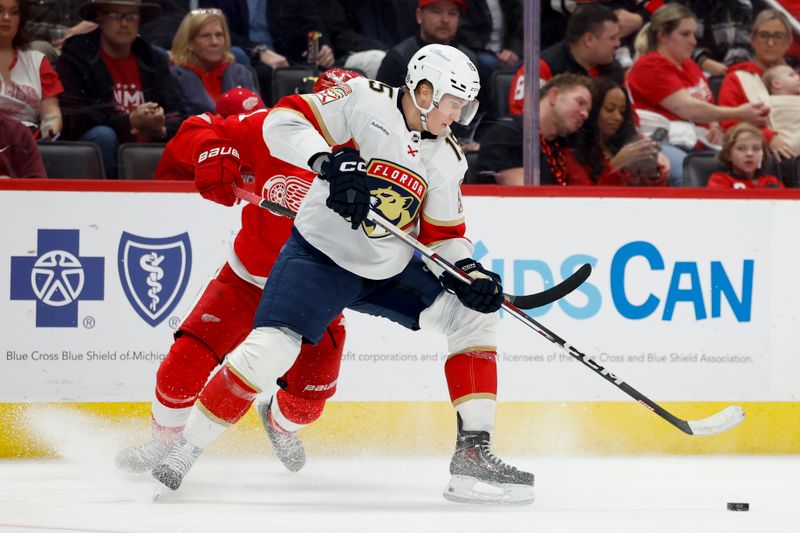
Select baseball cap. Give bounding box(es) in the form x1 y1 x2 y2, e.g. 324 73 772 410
216 88 266 118
418 0 467 11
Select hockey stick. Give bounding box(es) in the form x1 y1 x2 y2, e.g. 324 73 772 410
359 207 745 437
232 186 591 310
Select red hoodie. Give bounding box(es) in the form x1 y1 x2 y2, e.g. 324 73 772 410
717 61 777 144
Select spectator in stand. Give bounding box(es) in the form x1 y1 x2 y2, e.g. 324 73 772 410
667 0 755 76
203 0 289 106
707 123 783 189
0 114 47 178
57 0 188 179
0 0 63 138
477 73 593 185
457 0 523 74
565 77 669 186
769 0 800 66
543 1 653 70
626 3 769 186
268 0 387 78
718 9 799 161
169 8 258 116
763 64 800 95
508 4 623 115
376 0 478 89
25 1 97 63
340 0 418 49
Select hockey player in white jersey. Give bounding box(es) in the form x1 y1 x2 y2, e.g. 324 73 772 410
152 44 535 505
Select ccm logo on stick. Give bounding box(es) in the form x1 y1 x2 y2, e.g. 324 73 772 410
198 147 240 163
340 161 367 172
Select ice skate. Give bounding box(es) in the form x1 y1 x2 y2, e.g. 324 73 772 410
151 436 203 491
443 420 534 505
115 425 180 473
257 397 306 472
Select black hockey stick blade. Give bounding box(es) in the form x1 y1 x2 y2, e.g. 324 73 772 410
506 263 592 310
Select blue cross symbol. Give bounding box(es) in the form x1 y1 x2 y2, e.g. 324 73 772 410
10 229 104 327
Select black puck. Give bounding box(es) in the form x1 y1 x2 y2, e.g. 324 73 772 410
727 502 749 511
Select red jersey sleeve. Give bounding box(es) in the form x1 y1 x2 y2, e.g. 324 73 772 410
39 58 63 98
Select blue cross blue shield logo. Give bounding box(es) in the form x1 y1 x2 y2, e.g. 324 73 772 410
118 232 192 327
10 229 104 327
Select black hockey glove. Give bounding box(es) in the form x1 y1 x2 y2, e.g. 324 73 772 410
319 147 370 230
440 259 504 314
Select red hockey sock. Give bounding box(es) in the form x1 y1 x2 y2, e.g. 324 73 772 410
444 350 498 404
198 365 259 425
155 334 220 410
274 388 326 428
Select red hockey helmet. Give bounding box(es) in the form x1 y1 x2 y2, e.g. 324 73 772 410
313 68 364 92
216 88 266 118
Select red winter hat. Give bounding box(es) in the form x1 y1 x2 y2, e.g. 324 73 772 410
418 0 467 11
216 88 266 118
313 68 364 92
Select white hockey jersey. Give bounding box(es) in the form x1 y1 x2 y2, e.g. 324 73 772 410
263 77 473 280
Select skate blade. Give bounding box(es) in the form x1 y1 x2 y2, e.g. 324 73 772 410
443 475 535 506
153 483 167 503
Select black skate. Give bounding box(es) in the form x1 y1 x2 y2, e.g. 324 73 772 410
257 397 306 472
151 436 203 491
443 419 534 505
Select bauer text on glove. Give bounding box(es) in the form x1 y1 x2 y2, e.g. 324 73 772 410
440 259 504 313
318 147 370 230
194 144 242 206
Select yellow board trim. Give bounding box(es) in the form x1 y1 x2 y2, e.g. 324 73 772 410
2 402 798 458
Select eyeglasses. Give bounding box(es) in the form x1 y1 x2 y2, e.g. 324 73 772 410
101 12 141 22
190 8 223 16
754 31 789 43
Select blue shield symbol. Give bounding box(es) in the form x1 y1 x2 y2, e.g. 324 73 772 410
118 232 192 327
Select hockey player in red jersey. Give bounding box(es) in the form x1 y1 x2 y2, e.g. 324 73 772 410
152 44 535 505
115 69 364 475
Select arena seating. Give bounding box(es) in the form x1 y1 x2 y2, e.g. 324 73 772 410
118 143 167 180
39 141 105 179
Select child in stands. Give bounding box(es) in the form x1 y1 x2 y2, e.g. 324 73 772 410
707 123 784 189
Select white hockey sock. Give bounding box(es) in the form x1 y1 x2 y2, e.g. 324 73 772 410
181 404 229 449
456 398 496 433
151 399 192 430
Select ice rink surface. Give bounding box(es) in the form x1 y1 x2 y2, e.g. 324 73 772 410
0 409 797 533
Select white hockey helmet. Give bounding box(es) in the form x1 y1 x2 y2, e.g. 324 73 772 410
405 44 481 127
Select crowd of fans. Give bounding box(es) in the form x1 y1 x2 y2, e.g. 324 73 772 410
1 0 799 188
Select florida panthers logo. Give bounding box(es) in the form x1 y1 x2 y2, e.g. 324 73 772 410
363 160 426 238
262 174 313 213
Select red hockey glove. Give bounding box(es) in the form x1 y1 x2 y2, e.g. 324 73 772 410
440 259 504 314
194 143 242 206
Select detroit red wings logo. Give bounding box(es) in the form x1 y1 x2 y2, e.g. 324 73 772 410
262 174 312 213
